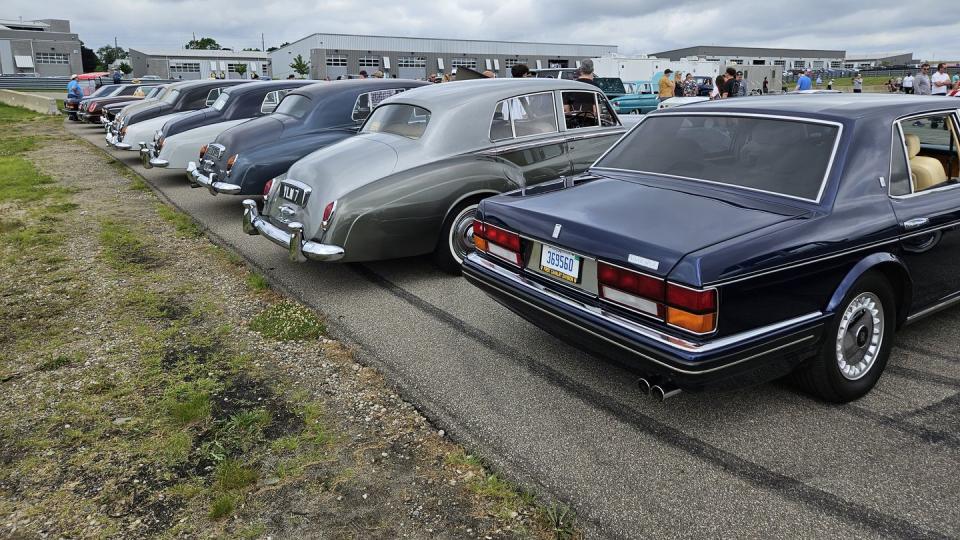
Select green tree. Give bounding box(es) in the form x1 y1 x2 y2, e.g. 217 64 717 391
96 45 127 69
79 41 99 72
242 47 261 52
184 37 221 50
290 54 310 77
118 62 133 75
267 42 290 53
234 64 247 78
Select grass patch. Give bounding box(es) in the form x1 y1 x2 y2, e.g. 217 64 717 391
0 103 41 123
163 381 213 426
249 301 325 341
215 458 258 490
209 493 238 519
98 219 161 269
537 503 578 540
157 204 202 238
124 289 189 321
0 154 64 203
2 223 63 250
37 354 74 372
130 177 150 191
246 273 269 291
0 136 37 156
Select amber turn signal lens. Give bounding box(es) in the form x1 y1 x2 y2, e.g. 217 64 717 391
666 307 716 334
199 144 207 159
226 154 238 170
474 237 488 252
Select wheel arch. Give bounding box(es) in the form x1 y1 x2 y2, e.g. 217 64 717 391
825 252 912 328
440 190 502 229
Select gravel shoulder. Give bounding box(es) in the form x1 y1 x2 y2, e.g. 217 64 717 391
0 107 576 539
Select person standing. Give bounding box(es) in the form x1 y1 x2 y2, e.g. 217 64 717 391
710 75 723 99
575 59 598 87
112 69 122 84
658 69 675 101
358 70 368 79
827 78 834 90
762 77 769 94
511 63 530 78
673 72 684 97
952 71 960 85
816 74 823 87
682 73 699 97
914 64 932 95
721 67 737 98
932 63 951 96
736 71 747 96
796 70 812 91
852 73 863 93
902 72 914 94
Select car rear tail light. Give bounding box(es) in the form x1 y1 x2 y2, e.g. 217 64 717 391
597 262 717 334
473 221 522 266
199 144 208 160
321 201 337 230
263 179 274 202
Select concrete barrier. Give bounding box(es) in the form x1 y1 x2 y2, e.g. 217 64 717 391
0 89 60 115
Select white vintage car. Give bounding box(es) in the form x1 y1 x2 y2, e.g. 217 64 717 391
140 81 311 170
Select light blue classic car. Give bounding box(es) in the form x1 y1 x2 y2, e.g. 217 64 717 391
609 81 660 115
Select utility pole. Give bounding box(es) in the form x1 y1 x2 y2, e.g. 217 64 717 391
261 33 265 53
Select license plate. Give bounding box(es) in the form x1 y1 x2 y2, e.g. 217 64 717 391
540 244 581 283
278 182 307 206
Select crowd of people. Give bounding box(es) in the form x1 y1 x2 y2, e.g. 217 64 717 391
882 63 960 96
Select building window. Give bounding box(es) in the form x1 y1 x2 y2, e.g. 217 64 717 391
812 61 824 69
170 62 201 73
859 63 872 69
227 63 248 73
773 60 786 66
706 58 720 62
358 56 380 67
844 63 855 69
261 63 269 74
35 52 69 64
793 60 806 69
398 56 426 68
830 61 842 68
732 59 744 65
450 58 477 70
504 58 527 69
326 55 347 67
752 59 766 65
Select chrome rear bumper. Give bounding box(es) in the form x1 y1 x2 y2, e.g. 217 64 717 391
187 161 241 195
241 199 344 263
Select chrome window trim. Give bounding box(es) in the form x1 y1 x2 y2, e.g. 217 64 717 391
589 111 845 205
889 109 960 199
468 253 821 364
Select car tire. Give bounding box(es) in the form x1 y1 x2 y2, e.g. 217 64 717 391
433 201 480 275
797 273 895 403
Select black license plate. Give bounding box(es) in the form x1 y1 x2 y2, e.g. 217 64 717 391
279 182 307 205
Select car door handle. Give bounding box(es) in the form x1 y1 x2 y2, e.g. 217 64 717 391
903 218 930 231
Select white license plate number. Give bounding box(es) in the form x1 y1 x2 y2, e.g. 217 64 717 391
540 244 581 283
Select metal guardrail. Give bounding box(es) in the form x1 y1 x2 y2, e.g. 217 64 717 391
0 75 176 92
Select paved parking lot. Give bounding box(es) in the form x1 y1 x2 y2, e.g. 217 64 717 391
70 122 960 539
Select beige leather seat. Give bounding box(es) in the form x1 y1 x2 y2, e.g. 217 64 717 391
905 134 947 191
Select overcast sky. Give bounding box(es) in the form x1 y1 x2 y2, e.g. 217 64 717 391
6 0 960 60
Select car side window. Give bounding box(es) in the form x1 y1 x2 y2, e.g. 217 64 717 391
896 113 960 194
205 88 223 107
260 90 292 114
561 91 618 130
597 97 618 127
489 92 559 141
352 88 409 122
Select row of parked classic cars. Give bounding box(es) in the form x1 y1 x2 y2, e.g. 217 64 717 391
79 76 960 403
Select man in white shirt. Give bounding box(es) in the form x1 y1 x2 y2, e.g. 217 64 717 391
902 73 914 94
931 63 951 96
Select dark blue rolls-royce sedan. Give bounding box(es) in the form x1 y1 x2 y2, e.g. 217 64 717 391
463 94 960 402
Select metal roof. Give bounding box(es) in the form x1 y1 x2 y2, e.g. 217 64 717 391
130 48 270 59
653 45 846 59
281 32 616 56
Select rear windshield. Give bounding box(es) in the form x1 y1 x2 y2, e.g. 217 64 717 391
596 115 839 201
361 104 430 139
161 88 181 104
274 94 312 119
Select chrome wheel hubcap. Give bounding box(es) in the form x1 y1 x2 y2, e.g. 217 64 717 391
836 292 884 381
449 205 478 264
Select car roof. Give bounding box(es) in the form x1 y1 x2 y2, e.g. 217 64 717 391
390 78 600 110
658 94 960 122
223 80 312 97
289 78 427 99
167 79 247 91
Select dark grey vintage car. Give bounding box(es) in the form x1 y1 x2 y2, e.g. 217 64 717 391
242 78 631 272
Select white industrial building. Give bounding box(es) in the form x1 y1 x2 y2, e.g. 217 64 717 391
269 33 617 80
0 18 82 76
128 48 272 80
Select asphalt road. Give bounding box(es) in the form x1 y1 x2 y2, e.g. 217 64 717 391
70 122 960 539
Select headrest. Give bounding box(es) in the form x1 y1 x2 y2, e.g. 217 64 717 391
904 134 921 158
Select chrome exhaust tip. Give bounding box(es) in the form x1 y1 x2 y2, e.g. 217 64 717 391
651 384 682 402
637 377 653 395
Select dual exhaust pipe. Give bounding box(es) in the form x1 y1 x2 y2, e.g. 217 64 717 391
637 377 681 402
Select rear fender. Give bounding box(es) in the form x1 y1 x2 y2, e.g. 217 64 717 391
825 252 912 327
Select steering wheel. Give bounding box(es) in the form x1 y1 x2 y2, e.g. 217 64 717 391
565 110 597 129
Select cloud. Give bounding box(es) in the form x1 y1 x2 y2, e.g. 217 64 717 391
5 0 959 60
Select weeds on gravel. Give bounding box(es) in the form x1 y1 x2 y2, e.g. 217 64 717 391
157 204 203 238
130 177 150 191
98 219 161 269
209 493 238 519
538 503 578 540
246 272 269 291
249 301 325 341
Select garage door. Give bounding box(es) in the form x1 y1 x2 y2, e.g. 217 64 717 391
398 57 426 80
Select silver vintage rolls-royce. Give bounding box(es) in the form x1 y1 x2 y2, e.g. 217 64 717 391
242 78 632 272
